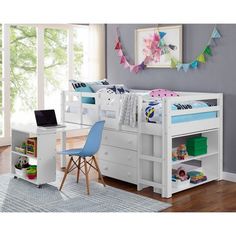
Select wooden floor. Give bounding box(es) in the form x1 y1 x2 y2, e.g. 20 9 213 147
1 136 236 212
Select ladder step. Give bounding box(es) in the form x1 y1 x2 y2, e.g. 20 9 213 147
140 154 162 163
139 179 162 189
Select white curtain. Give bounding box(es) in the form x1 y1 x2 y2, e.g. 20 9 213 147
88 24 106 82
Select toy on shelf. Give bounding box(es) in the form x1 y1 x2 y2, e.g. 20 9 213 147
187 170 207 184
172 166 189 181
15 141 27 154
26 165 37 180
172 150 178 161
176 166 188 181
26 137 37 157
177 144 188 160
14 156 30 177
172 144 189 161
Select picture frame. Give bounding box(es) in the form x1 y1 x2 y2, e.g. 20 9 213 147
135 25 183 68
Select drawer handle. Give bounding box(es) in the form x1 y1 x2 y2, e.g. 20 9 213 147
104 136 108 140
128 140 133 144
127 172 131 177
127 156 132 161
104 166 108 170
104 152 108 155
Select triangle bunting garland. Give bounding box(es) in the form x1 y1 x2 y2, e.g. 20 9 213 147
197 53 206 63
176 64 183 71
114 40 122 50
190 60 198 69
211 27 221 39
115 25 221 74
171 58 177 68
204 46 212 56
182 64 190 72
120 55 126 64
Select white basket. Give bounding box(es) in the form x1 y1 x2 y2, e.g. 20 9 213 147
172 178 190 188
15 167 27 177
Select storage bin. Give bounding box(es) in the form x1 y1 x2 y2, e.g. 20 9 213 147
186 136 207 147
172 178 190 188
186 136 208 156
15 167 27 177
187 146 208 156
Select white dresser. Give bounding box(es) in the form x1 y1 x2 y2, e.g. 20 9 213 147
98 129 138 184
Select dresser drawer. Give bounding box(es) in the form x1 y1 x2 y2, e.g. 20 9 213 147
99 160 137 184
102 130 137 151
99 145 137 168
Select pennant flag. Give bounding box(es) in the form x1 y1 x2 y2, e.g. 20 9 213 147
176 64 183 71
171 58 177 68
120 55 126 64
139 61 146 70
114 40 121 50
118 49 123 57
159 31 166 39
190 60 198 69
133 65 140 73
211 27 221 39
182 64 190 72
197 53 206 63
204 46 212 56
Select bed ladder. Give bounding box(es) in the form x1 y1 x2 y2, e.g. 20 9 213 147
137 96 166 197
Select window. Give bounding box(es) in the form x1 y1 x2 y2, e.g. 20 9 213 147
44 28 68 121
73 26 89 81
0 24 90 146
10 25 37 124
44 25 89 121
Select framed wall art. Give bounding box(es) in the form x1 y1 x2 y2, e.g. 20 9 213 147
135 25 183 68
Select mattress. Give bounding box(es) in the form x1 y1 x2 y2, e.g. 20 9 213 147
172 112 217 124
144 100 217 124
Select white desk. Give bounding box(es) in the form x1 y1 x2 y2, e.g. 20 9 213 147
11 123 90 187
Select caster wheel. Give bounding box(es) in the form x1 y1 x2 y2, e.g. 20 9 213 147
14 176 17 179
36 185 42 188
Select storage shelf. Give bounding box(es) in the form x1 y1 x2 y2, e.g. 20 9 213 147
172 174 218 194
172 150 218 165
12 151 37 160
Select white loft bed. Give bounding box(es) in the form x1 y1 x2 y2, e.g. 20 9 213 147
61 90 223 198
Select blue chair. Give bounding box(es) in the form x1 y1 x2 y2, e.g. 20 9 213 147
59 120 106 194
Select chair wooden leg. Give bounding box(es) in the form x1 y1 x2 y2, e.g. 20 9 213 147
84 159 90 195
59 157 73 191
77 157 81 183
93 156 106 187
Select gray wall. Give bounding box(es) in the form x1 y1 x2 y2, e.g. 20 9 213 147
106 24 236 174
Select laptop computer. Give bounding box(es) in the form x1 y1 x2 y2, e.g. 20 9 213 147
34 109 66 128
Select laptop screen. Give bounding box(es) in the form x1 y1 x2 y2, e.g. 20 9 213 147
34 110 58 126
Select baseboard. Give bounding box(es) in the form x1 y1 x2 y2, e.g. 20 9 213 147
223 172 236 182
